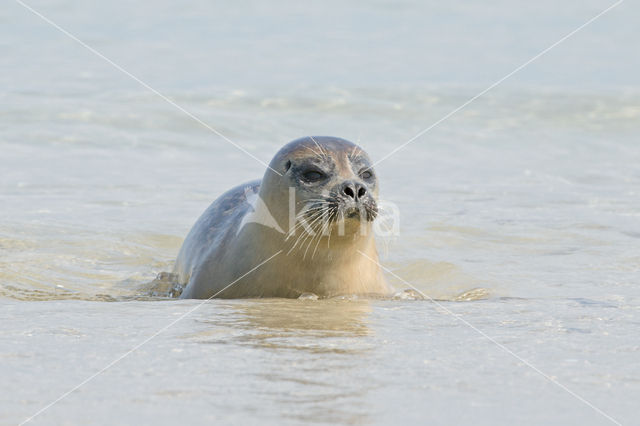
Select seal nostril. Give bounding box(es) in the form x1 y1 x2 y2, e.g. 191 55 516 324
344 186 355 199
357 187 366 199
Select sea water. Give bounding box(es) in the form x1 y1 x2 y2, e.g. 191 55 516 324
1 0 639 424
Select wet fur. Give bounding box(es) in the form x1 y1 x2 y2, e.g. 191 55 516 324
175 136 390 299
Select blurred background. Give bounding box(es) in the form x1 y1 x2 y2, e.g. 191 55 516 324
1 1 639 424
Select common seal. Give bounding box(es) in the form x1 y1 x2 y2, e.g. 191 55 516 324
174 136 390 299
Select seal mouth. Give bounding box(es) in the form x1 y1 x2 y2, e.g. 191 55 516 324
295 194 378 236
345 206 360 219
341 198 378 223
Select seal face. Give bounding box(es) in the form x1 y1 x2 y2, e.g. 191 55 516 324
284 138 379 234
175 136 390 299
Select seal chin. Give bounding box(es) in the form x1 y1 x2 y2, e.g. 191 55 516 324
341 202 377 222
345 206 360 219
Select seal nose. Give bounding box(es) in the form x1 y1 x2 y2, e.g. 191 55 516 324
341 181 367 201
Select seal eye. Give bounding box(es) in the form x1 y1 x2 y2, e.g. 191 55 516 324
360 169 373 180
302 170 325 182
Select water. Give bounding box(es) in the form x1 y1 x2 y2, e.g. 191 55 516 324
1 0 639 424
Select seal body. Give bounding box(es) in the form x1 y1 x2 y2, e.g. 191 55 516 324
175 136 390 299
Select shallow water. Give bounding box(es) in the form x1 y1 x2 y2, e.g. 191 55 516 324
2 0 640 424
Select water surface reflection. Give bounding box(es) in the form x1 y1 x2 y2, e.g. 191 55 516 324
189 299 378 423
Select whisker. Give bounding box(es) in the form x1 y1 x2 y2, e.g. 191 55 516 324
285 209 324 240
287 211 317 235
311 217 328 259
302 145 324 161
287 211 326 254
311 209 334 259
308 136 330 160
304 213 326 259
350 144 358 158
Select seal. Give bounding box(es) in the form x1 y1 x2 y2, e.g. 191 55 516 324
174 136 391 299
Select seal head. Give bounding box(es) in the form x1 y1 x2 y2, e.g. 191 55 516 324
262 136 379 246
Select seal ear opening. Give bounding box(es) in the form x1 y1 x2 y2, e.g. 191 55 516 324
284 160 292 172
